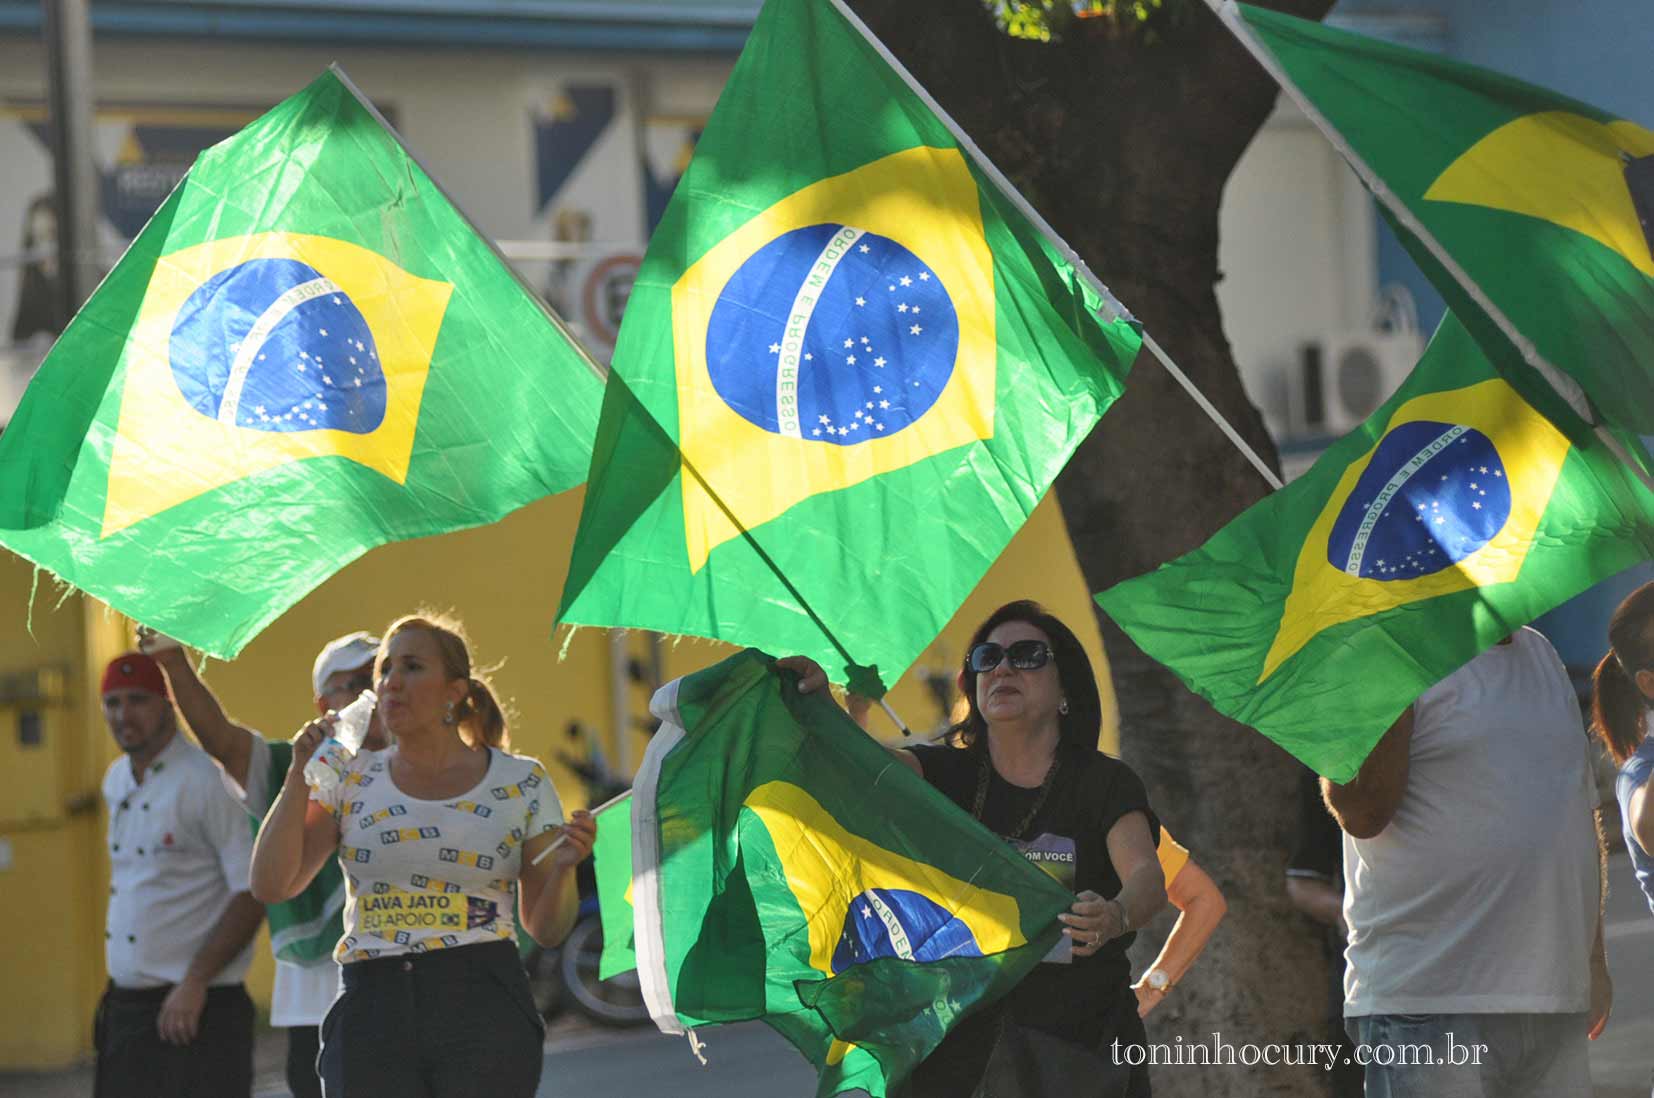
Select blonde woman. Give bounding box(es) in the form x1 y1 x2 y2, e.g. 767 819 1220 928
251 614 595 1097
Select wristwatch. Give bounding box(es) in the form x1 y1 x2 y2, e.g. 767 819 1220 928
1144 968 1173 993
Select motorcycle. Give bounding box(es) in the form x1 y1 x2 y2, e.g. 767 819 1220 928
519 735 650 1027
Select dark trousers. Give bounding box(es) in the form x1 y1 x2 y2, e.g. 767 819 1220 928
286 1024 323 1098
93 982 253 1098
319 939 543 1098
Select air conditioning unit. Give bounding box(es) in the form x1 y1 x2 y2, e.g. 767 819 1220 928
1287 330 1421 438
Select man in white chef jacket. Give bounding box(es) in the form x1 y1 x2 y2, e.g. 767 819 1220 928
96 651 265 1098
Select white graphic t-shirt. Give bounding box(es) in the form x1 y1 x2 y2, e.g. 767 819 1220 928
309 744 563 963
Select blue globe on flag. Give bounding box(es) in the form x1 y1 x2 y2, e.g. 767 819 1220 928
170 257 389 434
830 887 984 974
1327 420 1512 581
705 224 959 446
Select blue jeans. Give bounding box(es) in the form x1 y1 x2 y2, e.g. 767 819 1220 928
1346 1013 1589 1098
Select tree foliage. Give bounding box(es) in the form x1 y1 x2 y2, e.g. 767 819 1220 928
985 0 1173 42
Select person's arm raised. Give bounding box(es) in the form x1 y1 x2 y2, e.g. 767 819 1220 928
776 655 922 777
249 719 340 903
1321 707 1415 839
148 640 257 790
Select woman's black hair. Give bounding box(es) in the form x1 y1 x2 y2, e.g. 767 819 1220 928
948 599 1103 758
1592 580 1654 765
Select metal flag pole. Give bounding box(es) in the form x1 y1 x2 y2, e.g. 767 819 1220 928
826 0 1283 492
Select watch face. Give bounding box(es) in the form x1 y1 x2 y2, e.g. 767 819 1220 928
1147 969 1170 991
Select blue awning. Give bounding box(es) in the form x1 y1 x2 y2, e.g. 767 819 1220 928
0 0 762 52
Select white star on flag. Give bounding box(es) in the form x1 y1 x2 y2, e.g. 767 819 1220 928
769 343 781 353
855 297 866 306
910 325 922 335
858 244 870 254
847 355 857 365
844 338 855 348
899 276 913 287
918 272 930 281
874 357 886 367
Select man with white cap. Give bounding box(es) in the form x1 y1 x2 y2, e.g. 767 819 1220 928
97 651 265 1098
143 628 384 1098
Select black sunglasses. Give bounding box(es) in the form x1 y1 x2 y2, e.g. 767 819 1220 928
966 640 1054 673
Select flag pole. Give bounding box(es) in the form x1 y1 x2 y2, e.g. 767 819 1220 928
530 788 632 866
825 0 1283 492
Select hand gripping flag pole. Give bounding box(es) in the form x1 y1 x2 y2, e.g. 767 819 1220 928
826 0 1284 493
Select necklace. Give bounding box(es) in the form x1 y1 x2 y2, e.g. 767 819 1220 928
970 745 1061 841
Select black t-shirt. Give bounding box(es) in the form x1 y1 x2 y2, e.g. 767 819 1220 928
1287 766 1341 883
906 742 1158 1090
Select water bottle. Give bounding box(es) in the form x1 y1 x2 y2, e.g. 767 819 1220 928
303 689 378 796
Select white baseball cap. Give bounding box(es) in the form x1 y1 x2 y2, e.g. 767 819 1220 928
311 631 380 697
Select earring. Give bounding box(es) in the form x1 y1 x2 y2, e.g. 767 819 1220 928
443 702 457 726
1058 699 1070 716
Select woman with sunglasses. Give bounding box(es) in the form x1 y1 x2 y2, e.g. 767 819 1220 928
789 599 1166 1097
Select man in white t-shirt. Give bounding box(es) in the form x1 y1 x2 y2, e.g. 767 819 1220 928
144 629 383 1098
96 652 265 1098
1322 628 1612 1097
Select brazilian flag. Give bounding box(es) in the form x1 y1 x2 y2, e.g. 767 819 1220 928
557 0 1141 692
1215 1 1654 439
591 794 637 980
630 650 1070 1098
0 69 603 656
1097 315 1654 782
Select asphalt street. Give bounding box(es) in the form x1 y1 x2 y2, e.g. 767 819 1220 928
5 855 1648 1098
534 850 1654 1098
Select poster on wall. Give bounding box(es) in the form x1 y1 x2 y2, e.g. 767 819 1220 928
0 99 400 425
0 101 268 347
528 82 707 360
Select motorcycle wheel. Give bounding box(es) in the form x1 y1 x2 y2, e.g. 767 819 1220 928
560 917 650 1026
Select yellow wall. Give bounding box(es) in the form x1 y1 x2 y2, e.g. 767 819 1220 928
0 559 129 1069
0 485 1108 1069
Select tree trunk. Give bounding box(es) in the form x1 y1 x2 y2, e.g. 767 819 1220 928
850 2 1337 1094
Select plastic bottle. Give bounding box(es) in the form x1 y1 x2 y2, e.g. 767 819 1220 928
303 689 378 796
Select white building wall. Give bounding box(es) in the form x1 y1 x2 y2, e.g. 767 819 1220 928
1217 96 1381 452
